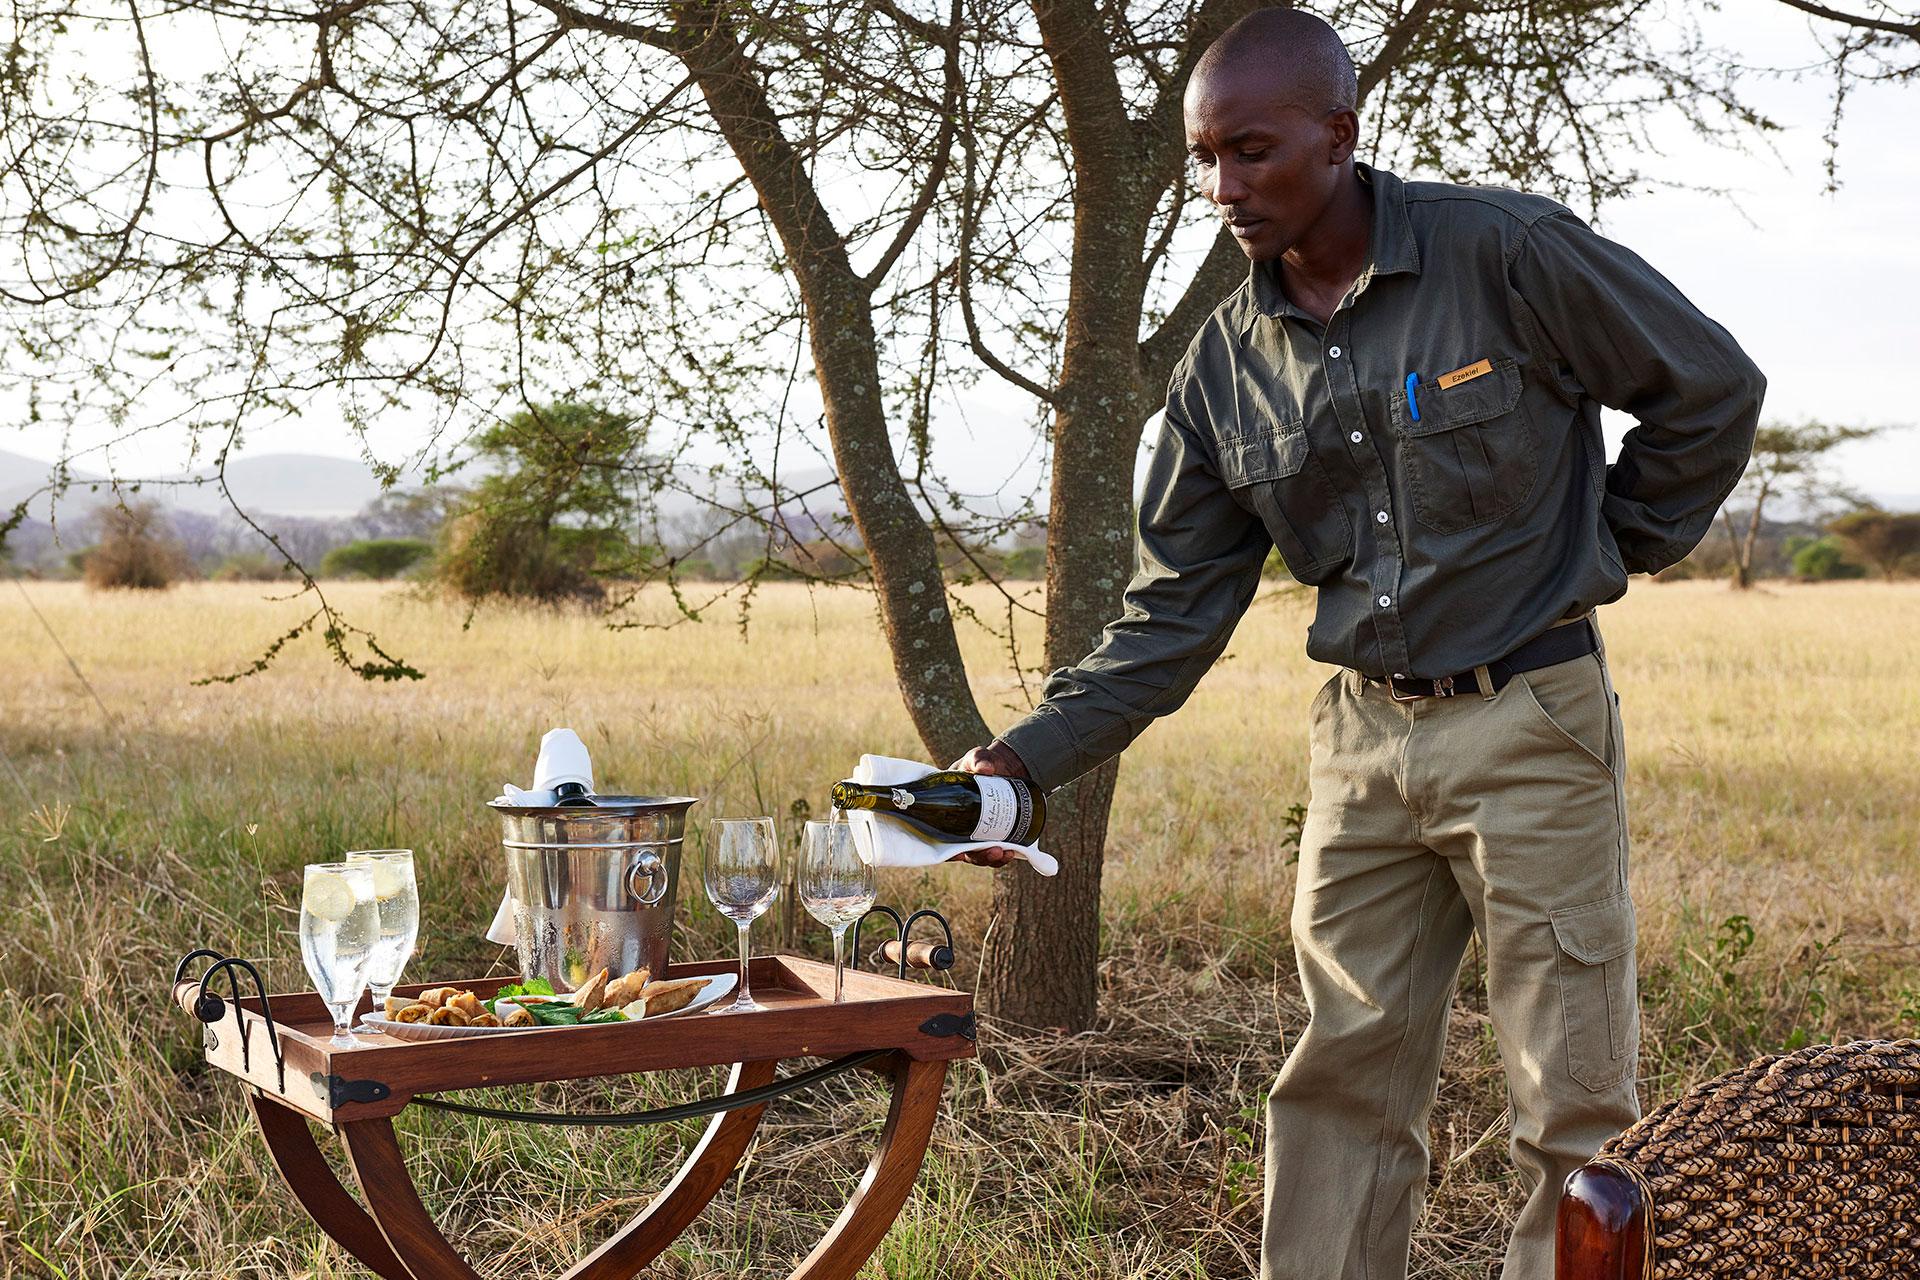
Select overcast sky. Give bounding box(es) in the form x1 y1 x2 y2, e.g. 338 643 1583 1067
8 5 1916 505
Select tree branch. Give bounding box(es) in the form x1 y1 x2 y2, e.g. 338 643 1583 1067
861 0 964 290
1770 0 1920 40
1139 222 1243 393
1357 0 1447 105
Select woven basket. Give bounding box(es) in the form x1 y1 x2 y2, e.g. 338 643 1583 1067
1592 1038 1920 1278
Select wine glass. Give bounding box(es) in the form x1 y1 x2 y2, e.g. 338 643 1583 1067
344 849 418 1028
704 817 780 1014
801 817 876 1003
299 862 379 1045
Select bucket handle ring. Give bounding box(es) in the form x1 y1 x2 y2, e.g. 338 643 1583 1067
626 851 669 905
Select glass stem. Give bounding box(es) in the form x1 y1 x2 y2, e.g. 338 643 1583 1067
737 919 754 1006
832 927 847 1003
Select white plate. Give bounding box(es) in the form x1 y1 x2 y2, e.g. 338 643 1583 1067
365 973 737 1041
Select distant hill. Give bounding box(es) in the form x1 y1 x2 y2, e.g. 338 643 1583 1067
0 449 389 521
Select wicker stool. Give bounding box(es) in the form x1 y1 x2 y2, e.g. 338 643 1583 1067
1555 1039 1920 1279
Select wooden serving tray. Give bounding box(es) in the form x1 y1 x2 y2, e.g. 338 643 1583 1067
173 955 975 1126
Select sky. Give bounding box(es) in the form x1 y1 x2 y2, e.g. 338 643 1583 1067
7 4 1916 505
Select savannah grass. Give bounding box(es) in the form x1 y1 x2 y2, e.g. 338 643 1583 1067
2 579 1917 1278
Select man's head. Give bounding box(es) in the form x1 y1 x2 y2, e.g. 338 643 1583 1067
1184 9 1360 261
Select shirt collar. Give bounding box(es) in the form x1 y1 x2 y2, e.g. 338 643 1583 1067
1244 162 1421 327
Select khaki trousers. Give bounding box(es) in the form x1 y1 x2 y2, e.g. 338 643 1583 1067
1261 646 1640 1280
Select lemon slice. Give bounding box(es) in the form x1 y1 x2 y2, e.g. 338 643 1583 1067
304 872 358 923
366 859 410 900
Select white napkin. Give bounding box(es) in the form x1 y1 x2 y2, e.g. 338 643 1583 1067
486 731 595 946
844 754 1058 876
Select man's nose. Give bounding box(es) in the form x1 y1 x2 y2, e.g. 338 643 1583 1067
1207 166 1248 206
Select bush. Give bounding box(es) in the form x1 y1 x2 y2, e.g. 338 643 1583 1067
433 401 639 604
210 552 293 582
83 501 187 590
436 509 605 603
321 537 433 579
1791 536 1867 581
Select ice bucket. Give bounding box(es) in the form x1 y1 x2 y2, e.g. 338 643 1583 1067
488 794 699 992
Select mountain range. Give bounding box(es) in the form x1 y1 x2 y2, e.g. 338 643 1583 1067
0 448 390 522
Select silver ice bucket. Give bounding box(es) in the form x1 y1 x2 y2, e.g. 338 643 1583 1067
488 795 699 992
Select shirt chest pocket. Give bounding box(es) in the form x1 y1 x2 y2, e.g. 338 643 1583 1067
1215 417 1352 584
1390 357 1538 535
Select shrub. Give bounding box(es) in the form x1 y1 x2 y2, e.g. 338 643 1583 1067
436 509 605 603
1791 536 1867 581
83 501 187 590
433 401 640 604
321 537 433 579
210 552 293 582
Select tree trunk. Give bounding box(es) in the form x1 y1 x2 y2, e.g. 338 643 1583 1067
979 1 1153 1028
1734 484 1769 589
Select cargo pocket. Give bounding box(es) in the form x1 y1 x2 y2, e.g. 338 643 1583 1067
1550 891 1638 1092
1390 357 1537 535
1216 417 1351 583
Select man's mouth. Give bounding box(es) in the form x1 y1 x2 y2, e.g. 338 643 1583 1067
1226 215 1266 237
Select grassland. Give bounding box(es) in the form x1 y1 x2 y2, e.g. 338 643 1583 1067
2 578 1917 1279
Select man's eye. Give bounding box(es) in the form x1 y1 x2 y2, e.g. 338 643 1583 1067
1238 150 1269 163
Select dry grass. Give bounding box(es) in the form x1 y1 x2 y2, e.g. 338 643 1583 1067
1 579 1917 1279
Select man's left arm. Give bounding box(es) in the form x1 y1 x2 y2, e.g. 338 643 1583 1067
1509 211 1766 575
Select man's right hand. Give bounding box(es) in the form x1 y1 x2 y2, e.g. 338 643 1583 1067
945 741 1031 869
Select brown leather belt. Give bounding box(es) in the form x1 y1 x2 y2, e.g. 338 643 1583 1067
1373 618 1599 700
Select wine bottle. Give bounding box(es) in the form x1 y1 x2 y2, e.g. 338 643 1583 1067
553 781 595 807
830 772 1045 845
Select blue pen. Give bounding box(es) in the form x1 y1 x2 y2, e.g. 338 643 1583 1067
1404 372 1421 422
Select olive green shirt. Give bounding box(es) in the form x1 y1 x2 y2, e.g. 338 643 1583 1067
1001 164 1763 793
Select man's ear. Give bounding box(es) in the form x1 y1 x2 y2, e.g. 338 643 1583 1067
1327 108 1359 165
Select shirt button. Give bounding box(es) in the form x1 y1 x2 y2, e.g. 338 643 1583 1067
1377 594 1392 608
1393 672 1406 679
1375 510 1389 524
1349 431 1363 444
1328 345 1343 358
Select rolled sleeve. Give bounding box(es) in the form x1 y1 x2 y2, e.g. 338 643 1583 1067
997 396 1272 792
1511 211 1765 575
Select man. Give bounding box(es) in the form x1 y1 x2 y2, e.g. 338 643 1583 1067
951 9 1763 1279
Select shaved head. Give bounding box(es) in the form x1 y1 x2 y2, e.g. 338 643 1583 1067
1182 8 1366 265
1193 8 1357 116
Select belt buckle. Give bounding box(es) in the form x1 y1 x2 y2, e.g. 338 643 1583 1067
1389 674 1454 702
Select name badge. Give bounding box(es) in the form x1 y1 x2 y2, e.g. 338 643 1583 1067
1438 358 1493 390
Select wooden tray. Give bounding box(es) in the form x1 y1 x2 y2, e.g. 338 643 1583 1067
174 952 975 1280
175 955 975 1126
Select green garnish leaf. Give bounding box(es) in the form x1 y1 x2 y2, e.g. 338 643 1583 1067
581 1008 627 1024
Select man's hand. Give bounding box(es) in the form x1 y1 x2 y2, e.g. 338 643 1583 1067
945 741 1031 869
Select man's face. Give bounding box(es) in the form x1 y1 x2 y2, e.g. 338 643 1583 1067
1184 65 1354 262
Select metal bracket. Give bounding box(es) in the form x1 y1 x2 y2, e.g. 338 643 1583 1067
919 1011 976 1042
852 905 956 979
312 1072 393 1109
174 947 286 1094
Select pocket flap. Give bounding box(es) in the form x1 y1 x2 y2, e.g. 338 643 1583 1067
1397 358 1522 438
1216 419 1308 486
1549 891 1636 965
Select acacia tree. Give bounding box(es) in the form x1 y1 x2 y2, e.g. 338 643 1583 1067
3 0 1916 1027
1720 421 1878 589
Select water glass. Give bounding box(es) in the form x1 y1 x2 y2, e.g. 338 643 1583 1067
299 862 378 1044
344 849 418 1026
801 817 876 1003
704 817 780 1014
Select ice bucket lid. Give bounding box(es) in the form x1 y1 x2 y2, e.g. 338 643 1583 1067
489 795 699 848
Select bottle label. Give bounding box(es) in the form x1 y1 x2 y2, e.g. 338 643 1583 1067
970 776 1028 843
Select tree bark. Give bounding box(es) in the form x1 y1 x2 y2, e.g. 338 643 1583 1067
977 0 1158 1031
663 4 990 763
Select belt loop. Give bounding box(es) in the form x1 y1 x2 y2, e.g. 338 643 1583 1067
1473 664 1495 698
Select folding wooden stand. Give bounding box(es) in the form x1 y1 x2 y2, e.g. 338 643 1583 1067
173 955 975 1280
